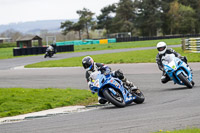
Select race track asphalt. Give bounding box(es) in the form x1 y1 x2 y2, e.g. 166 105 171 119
0 45 200 133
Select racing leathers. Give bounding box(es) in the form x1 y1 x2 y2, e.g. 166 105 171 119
46 45 54 52
156 48 188 83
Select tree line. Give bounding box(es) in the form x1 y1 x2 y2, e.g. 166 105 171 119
60 0 200 39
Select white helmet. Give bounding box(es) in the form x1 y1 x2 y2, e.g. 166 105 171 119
157 42 167 55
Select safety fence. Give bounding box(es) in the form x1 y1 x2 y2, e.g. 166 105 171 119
182 38 200 53
13 45 74 56
56 38 116 46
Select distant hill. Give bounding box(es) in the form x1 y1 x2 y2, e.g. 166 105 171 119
0 19 78 34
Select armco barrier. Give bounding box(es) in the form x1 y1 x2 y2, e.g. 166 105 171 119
13 45 74 56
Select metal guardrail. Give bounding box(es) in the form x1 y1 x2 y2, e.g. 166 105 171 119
182 38 200 53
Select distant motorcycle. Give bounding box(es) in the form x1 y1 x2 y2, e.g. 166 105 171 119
89 71 145 107
44 46 54 58
162 54 194 88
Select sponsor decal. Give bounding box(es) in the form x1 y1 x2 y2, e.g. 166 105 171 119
125 97 132 101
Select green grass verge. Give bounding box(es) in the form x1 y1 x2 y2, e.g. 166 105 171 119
0 48 14 59
154 128 200 133
0 88 97 118
25 47 200 68
0 38 181 59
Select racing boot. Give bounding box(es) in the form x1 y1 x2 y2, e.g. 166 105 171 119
98 97 107 104
161 71 170 84
122 78 135 92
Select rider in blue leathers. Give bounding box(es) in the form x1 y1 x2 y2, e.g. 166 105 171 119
82 56 137 104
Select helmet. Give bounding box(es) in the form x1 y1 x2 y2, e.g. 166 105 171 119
82 56 94 70
157 42 167 55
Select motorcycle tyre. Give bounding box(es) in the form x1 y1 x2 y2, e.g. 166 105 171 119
132 89 145 104
178 73 193 88
103 88 125 108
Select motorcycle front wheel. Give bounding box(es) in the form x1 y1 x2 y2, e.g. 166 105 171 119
103 88 125 108
178 73 193 88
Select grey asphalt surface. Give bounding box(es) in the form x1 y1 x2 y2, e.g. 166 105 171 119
0 45 200 133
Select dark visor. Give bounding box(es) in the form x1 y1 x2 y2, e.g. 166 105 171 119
83 63 90 69
157 46 165 51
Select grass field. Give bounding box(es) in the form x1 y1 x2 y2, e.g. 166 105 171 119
154 128 200 133
0 48 14 59
25 47 200 68
0 88 97 118
0 38 181 59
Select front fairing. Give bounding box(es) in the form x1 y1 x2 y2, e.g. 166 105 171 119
89 71 105 94
163 57 178 79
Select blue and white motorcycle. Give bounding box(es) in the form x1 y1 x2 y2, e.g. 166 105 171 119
89 71 145 107
162 54 194 88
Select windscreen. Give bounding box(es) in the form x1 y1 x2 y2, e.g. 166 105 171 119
162 54 175 65
90 71 100 80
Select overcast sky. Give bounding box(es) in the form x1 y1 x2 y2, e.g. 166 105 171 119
0 0 119 25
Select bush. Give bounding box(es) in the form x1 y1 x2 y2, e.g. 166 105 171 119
0 42 16 48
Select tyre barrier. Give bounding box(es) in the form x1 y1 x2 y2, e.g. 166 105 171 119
56 38 116 46
182 38 200 53
13 45 74 56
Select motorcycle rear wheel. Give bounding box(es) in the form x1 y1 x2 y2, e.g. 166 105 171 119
132 89 145 104
103 88 125 108
178 73 193 88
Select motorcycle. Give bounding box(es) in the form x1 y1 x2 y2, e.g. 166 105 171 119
162 54 194 88
44 48 54 58
89 71 145 107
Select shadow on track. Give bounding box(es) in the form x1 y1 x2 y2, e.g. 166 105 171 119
97 102 143 110
161 86 195 91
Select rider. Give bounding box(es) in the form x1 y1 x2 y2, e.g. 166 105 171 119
82 56 137 104
156 41 189 83
51 41 57 54
46 44 54 52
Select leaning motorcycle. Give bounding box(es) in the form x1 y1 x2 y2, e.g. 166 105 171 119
44 49 54 58
89 71 145 107
162 54 194 88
